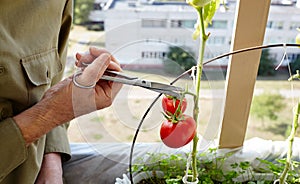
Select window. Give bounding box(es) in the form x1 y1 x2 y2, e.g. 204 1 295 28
170 20 196 28
207 20 227 29
93 3 103 10
288 53 300 61
141 51 166 59
170 20 182 28
267 21 284 30
142 19 167 28
289 22 300 30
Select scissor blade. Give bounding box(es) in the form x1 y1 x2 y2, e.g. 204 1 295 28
100 75 152 87
149 88 182 98
149 82 184 92
100 74 183 98
103 70 138 80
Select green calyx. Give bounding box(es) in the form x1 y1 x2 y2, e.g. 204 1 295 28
162 112 185 124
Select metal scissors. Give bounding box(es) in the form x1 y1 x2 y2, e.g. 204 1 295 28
73 62 184 98
100 70 184 98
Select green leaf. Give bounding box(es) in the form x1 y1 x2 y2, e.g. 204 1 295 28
188 0 213 7
192 20 201 40
203 0 220 28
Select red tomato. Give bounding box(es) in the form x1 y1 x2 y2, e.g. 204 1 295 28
162 96 187 116
160 115 196 148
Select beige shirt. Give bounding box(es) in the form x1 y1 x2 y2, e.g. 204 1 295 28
0 0 72 183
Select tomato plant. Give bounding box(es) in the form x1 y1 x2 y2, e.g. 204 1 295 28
187 0 213 8
296 32 300 46
162 96 187 116
160 115 196 148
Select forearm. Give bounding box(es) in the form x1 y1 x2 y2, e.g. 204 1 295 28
14 48 122 146
35 152 64 184
42 152 63 169
14 79 74 145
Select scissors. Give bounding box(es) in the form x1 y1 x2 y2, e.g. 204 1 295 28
100 70 184 98
73 63 184 98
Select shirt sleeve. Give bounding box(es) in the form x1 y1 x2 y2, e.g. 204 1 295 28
44 124 71 162
44 0 73 162
0 118 27 181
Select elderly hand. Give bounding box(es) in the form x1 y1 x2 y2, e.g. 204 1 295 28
14 47 122 145
71 47 123 117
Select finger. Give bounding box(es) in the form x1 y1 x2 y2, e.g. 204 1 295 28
89 47 120 65
77 53 111 86
75 52 95 67
75 53 82 60
107 61 122 72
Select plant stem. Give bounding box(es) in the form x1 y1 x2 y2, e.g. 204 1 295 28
191 7 209 182
279 101 300 184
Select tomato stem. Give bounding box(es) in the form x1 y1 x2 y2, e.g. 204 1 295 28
190 6 209 182
279 72 300 184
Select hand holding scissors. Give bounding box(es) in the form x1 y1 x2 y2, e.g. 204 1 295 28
74 48 184 99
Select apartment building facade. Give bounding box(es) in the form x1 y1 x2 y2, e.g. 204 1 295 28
101 0 300 68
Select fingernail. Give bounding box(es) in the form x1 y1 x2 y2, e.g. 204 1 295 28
76 53 82 60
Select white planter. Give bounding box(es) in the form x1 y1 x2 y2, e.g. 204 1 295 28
115 171 164 184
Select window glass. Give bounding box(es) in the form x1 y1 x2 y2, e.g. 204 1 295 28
141 51 166 59
267 21 284 30
170 20 196 28
142 19 167 28
289 21 300 30
208 20 227 29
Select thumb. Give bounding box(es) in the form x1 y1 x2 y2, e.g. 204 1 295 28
77 53 111 86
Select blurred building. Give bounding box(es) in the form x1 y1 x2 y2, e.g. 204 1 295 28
90 0 300 68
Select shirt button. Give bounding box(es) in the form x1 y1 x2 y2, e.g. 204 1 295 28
0 66 5 76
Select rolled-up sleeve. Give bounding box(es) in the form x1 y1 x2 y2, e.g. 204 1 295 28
0 118 27 181
44 124 71 161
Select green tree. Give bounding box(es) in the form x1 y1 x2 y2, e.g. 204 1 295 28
258 49 277 76
289 56 300 74
73 0 94 25
163 46 196 75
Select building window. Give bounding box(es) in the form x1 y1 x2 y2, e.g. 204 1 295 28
141 51 166 59
267 21 284 30
289 22 300 30
171 20 182 28
207 20 227 29
170 20 196 28
142 19 167 28
206 36 226 45
93 3 102 10
288 53 300 61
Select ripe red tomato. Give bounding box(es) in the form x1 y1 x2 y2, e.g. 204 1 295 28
162 96 187 116
160 115 196 148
